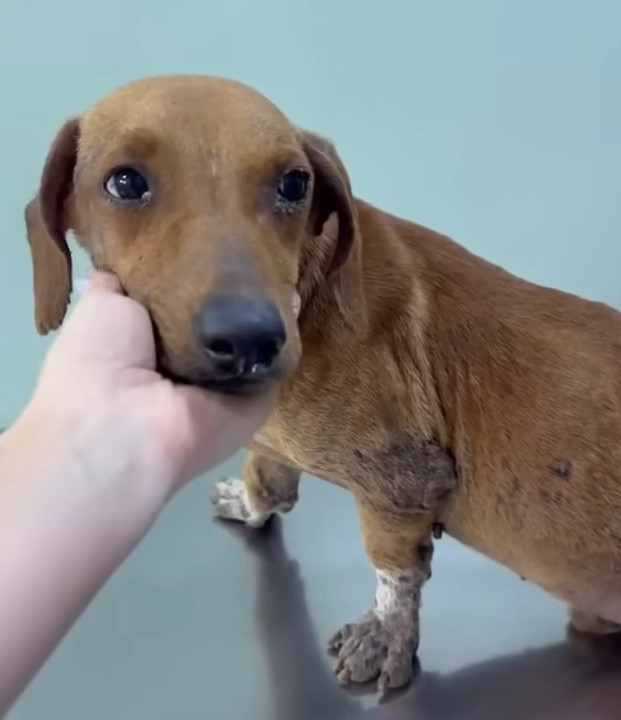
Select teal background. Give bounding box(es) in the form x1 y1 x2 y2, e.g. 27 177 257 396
1 0 620 428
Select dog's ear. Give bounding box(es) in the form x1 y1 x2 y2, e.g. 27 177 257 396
24 118 80 335
300 130 366 328
301 131 357 275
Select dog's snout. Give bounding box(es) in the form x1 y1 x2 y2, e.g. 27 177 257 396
195 295 286 382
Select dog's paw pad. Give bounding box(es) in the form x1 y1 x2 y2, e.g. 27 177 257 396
331 613 417 691
211 478 267 528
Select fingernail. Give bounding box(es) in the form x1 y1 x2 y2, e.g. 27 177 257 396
74 277 90 297
292 290 301 319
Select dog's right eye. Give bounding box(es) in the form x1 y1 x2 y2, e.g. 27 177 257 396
104 167 151 203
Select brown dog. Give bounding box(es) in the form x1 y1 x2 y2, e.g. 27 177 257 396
24 74 621 691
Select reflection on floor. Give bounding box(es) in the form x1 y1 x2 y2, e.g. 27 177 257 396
244 517 621 720
10 463 621 720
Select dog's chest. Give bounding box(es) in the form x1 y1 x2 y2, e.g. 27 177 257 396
255 408 457 511
253 391 355 475
250 423 347 480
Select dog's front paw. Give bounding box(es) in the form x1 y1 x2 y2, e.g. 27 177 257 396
328 611 418 691
211 478 269 528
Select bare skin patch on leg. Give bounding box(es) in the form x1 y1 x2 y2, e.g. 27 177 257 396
211 478 272 528
212 455 300 528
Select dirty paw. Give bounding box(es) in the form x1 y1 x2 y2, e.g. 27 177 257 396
329 613 417 690
328 611 375 654
211 478 269 528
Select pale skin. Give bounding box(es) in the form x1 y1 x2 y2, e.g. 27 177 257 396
0 272 276 717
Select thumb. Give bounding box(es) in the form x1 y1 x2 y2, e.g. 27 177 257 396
75 271 123 298
171 385 277 483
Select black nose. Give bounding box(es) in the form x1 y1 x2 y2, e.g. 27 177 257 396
195 296 286 381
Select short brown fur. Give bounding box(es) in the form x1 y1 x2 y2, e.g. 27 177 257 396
24 75 621 690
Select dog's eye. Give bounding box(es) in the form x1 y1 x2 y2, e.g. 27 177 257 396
277 169 309 205
104 167 150 202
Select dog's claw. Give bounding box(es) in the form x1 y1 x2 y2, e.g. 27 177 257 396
377 671 390 693
336 664 351 685
328 622 356 654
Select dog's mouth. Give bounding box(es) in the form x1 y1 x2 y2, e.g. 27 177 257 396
159 359 279 397
194 373 277 397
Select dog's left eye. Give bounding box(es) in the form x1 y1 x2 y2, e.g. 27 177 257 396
277 169 309 205
104 167 151 202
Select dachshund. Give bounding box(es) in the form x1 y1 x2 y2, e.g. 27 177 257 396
24 74 621 691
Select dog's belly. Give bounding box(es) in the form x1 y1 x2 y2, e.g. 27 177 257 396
442 481 621 624
452 530 621 624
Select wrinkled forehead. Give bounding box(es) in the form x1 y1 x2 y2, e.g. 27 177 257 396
77 76 302 170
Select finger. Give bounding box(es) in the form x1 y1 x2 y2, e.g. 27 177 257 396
183 385 276 442
292 289 301 318
172 385 277 481
83 271 123 295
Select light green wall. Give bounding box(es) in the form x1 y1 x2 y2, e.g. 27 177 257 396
1 0 620 427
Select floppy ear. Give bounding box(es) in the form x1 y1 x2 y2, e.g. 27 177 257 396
24 118 80 335
300 131 367 327
301 131 357 275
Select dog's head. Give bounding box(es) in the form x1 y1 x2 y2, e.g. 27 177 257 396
24 75 358 394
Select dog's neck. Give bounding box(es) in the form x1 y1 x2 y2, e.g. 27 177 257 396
292 199 452 446
298 199 435 342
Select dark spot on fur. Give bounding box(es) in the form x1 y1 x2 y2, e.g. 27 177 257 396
540 488 552 503
549 459 572 480
432 522 444 539
416 545 432 565
353 437 457 514
509 475 521 501
354 449 364 460
415 545 433 580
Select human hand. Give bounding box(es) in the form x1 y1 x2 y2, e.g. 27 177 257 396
17 271 277 510
0 270 279 713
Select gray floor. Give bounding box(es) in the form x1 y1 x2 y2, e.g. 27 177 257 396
9 452 621 720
